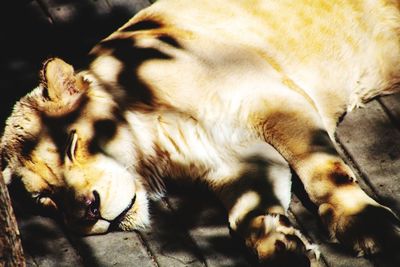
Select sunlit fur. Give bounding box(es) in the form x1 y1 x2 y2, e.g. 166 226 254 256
2 0 400 265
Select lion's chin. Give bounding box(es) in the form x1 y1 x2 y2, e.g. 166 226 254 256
69 219 111 235
87 220 112 234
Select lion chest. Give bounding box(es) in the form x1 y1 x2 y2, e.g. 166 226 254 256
131 112 256 184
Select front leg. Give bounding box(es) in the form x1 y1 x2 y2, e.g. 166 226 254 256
212 145 318 266
259 96 400 256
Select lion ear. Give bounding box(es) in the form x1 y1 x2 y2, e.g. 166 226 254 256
40 58 89 116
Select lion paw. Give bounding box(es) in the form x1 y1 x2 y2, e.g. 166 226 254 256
244 214 319 267
319 203 400 257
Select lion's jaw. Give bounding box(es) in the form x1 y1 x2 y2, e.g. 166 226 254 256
68 177 151 235
62 156 150 235
115 179 150 231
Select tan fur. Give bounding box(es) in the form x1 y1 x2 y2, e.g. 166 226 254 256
2 0 400 265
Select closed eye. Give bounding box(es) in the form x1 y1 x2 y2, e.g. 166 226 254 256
38 196 57 208
33 191 58 210
66 130 78 162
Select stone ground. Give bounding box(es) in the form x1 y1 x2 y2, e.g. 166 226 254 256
1 1 400 266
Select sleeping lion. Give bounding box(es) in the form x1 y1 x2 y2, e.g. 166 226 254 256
2 0 400 266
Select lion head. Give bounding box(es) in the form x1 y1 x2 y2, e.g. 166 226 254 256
1 58 153 235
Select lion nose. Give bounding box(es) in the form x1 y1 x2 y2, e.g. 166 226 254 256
84 190 101 221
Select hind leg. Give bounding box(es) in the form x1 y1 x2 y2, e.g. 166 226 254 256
211 143 318 266
257 93 400 256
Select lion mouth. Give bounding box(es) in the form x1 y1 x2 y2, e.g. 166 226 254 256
109 194 136 227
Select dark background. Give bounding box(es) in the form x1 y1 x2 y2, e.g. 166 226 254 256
0 0 152 131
